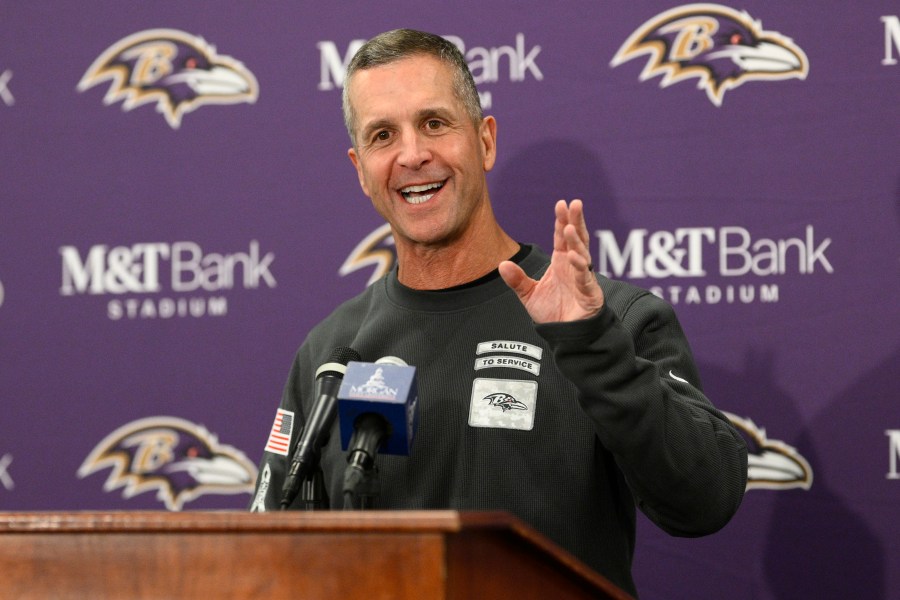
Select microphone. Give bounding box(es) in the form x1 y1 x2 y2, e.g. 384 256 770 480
279 346 360 510
337 357 418 507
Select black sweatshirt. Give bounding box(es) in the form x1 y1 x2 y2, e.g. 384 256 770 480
250 245 747 597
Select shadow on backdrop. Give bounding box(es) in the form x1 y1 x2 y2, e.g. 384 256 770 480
491 138 627 244
762 348 892 599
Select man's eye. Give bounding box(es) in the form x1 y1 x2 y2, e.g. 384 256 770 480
375 131 391 141
426 120 443 130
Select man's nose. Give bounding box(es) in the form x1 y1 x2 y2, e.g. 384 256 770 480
396 131 432 169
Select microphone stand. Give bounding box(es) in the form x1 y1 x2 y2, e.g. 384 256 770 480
301 464 329 510
342 456 380 510
341 414 388 510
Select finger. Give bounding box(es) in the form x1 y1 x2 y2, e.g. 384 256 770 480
553 199 569 252
499 260 535 298
567 248 600 299
564 223 592 267
568 199 590 247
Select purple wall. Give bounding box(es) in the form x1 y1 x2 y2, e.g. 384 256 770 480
2 2 898 598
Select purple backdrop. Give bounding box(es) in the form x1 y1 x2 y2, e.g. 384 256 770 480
2 2 898 598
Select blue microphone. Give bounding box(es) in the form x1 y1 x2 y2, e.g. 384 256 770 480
337 357 418 507
338 356 418 457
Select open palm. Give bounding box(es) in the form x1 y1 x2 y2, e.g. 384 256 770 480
499 199 605 323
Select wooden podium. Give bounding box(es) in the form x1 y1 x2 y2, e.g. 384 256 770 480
0 510 631 599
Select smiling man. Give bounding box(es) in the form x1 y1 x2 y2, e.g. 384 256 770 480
251 29 747 597
346 46 517 290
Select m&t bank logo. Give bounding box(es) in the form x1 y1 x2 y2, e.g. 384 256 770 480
59 240 275 320
594 225 833 306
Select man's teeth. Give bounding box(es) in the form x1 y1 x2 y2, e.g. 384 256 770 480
401 182 443 204
403 182 443 193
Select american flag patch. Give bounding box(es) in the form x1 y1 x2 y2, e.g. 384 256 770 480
264 408 294 456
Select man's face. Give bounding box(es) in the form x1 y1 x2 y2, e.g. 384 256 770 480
347 55 496 251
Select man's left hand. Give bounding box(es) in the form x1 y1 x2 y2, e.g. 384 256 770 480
499 199 605 323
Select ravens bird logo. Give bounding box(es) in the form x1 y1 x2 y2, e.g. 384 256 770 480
78 416 258 510
723 411 813 491
611 4 808 106
78 28 258 129
339 223 397 286
483 393 528 412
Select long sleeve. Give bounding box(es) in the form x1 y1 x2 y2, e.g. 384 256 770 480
535 284 748 536
248 347 312 512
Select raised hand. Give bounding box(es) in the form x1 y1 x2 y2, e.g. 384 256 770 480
499 199 605 323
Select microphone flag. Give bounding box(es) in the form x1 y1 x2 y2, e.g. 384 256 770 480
337 361 418 456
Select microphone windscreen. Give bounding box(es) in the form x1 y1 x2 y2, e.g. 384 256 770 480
317 347 361 378
337 361 418 455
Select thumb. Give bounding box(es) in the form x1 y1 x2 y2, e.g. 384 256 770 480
499 260 535 299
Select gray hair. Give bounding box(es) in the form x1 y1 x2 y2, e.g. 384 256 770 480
342 29 483 146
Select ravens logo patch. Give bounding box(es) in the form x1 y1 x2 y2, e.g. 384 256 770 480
483 392 528 412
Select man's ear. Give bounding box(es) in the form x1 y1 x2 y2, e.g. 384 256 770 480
347 147 370 197
480 116 498 172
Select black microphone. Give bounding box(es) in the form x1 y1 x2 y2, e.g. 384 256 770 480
279 346 360 509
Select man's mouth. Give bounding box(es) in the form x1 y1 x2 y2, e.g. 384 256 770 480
400 181 444 204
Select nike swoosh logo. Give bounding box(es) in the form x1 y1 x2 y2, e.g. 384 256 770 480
669 370 689 384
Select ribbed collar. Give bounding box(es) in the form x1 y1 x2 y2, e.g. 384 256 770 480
380 244 550 312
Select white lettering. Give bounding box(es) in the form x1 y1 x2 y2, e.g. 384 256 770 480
172 240 276 292
599 225 831 280
677 228 715 275
515 33 544 80
159 297 176 318
189 297 206 317
60 243 169 295
171 242 203 291
208 296 228 316
649 284 779 305
0 454 13 491
250 463 271 513
466 44 497 84
596 229 647 278
0 69 13 107
63 240 267 320
478 90 492 110
463 33 543 83
760 284 779 303
804 225 834 273
107 298 122 320
720 227 752 276
316 39 365 91
319 34 542 90
477 341 543 359
107 296 228 320
720 226 832 276
60 244 107 295
105 246 145 293
684 286 702 304
645 231 687 277
888 430 900 479
474 355 540 375
63 241 275 296
596 227 712 278
882 16 900 65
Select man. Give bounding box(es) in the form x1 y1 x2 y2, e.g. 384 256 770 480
251 29 747 596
